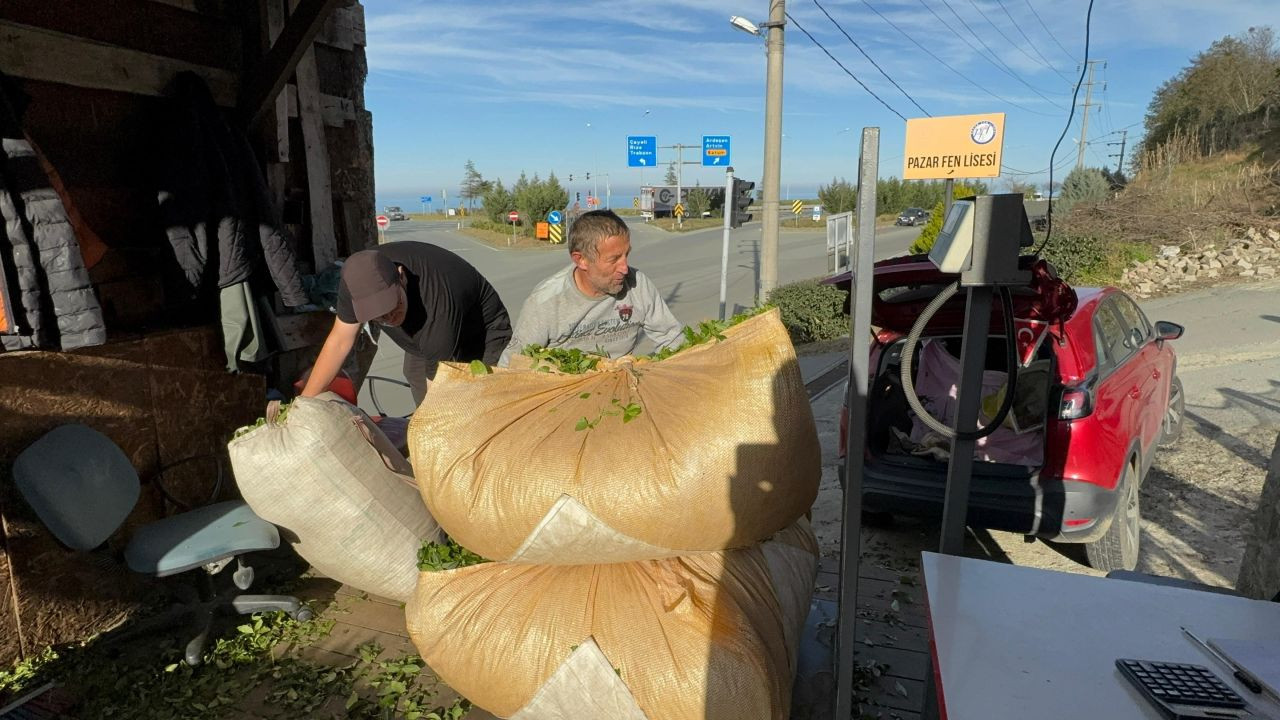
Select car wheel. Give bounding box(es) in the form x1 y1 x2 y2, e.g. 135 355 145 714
1086 460 1141 572
1160 376 1184 446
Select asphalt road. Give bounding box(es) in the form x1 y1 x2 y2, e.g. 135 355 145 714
358 218 920 414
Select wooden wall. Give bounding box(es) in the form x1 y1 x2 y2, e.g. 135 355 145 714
0 0 377 665
0 0 376 335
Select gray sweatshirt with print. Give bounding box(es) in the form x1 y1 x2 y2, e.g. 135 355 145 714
498 265 683 365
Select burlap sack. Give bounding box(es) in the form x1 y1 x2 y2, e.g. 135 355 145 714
229 395 441 602
405 520 819 720
408 309 820 564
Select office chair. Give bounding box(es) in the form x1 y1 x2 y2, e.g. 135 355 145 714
12 424 311 667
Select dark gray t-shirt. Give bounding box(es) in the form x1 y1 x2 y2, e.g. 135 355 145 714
498 265 682 365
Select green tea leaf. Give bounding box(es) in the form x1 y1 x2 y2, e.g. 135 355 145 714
575 417 592 431
579 392 592 399
469 359 491 375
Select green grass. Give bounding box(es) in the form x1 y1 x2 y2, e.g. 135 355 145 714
1076 241 1154 287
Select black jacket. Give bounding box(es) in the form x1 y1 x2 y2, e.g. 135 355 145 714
156 72 307 307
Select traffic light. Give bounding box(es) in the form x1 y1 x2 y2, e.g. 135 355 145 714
576 192 581 202
569 174 574 181
729 178 754 228
585 172 591 180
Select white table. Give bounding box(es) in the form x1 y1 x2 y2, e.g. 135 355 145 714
922 552 1280 719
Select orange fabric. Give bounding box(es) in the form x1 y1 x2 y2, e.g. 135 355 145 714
29 136 108 269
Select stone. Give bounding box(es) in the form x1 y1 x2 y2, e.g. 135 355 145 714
1138 282 1155 293
1209 259 1223 269
1268 229 1279 242
1159 245 1180 258
1247 227 1263 242
1203 268 1221 279
1238 259 1254 270
1242 269 1257 277
1259 266 1277 277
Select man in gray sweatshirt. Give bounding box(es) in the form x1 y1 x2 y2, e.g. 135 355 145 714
498 210 683 365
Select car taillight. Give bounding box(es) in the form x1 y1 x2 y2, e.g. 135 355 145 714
1059 386 1095 419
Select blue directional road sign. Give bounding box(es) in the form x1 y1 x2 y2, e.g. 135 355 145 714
547 210 563 225
627 136 657 167
421 195 432 203
703 135 731 166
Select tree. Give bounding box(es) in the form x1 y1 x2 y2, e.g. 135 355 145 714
1140 26 1280 161
482 178 513 224
664 162 678 185
817 177 857 214
1057 166 1110 212
512 173 569 235
685 187 711 218
1002 178 1038 198
1101 167 1128 192
460 160 491 212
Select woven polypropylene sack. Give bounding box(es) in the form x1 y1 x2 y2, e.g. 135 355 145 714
229 395 441 602
408 309 820 564
405 520 818 720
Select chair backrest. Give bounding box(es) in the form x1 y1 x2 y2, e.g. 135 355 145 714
12 424 140 551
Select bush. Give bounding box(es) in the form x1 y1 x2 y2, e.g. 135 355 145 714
1036 232 1105 283
767 279 849 343
1058 166 1110 213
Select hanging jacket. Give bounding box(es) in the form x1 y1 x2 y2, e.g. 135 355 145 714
0 135 106 352
155 71 307 307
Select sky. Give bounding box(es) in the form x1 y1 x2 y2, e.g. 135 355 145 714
363 0 1280 210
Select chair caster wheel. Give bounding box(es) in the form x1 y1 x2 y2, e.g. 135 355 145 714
233 564 254 590
292 607 314 622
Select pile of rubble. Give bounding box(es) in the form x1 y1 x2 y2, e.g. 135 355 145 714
1121 227 1280 297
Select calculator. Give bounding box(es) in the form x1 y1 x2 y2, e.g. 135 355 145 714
1117 658 1256 719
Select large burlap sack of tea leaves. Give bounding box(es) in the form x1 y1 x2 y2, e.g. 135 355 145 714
408 308 821 565
405 519 818 720
230 395 442 601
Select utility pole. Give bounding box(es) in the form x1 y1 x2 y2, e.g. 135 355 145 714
1076 60 1105 170
659 143 702 226
1107 129 1128 176
761 0 786 298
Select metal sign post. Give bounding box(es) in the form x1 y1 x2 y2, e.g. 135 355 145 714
833 127 879 720
718 166 735 321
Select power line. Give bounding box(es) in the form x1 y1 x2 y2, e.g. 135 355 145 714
928 0 1067 109
993 0 1073 84
970 0 1073 85
785 11 908 121
811 0 930 116
1023 0 1076 65
1035 0 1096 256
856 0 1060 117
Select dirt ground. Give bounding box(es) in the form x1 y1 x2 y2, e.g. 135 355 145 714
806 377 1280 587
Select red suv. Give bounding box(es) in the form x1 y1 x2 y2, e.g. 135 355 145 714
829 256 1184 572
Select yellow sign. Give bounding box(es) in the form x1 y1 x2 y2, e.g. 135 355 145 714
791 200 804 214
549 225 563 244
903 112 1006 180
674 203 685 217
633 197 640 208
536 221 549 239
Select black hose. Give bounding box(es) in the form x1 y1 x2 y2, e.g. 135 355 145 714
899 283 1019 441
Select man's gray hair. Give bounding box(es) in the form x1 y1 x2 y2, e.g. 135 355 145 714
569 209 630 258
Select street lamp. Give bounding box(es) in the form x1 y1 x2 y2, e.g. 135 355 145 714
729 3 785 299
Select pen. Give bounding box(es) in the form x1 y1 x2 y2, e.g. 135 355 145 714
1181 626 1264 695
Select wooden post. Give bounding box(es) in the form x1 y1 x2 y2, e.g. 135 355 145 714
1236 432 1280 600
288 0 337 271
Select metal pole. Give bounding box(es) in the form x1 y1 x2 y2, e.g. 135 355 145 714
833 126 878 720
760 0 785 299
938 285 994 555
719 167 735 321
944 178 955 218
676 145 683 227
